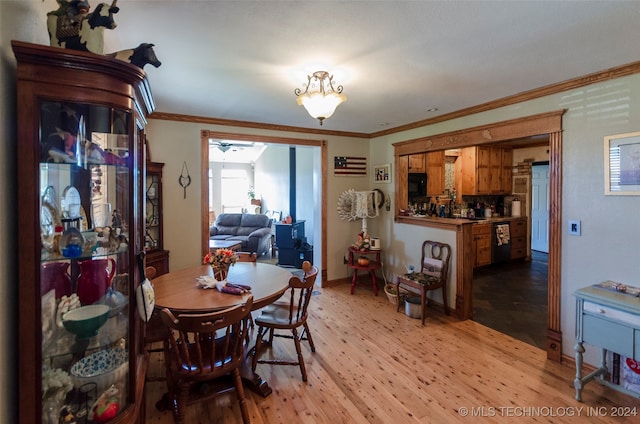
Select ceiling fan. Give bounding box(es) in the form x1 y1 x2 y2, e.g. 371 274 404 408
210 141 247 153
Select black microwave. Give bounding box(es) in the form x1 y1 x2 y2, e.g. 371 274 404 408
408 172 427 197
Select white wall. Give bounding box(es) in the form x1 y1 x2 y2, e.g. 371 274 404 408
146 120 365 277
254 144 290 217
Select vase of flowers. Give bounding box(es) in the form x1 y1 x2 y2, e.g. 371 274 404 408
204 248 238 281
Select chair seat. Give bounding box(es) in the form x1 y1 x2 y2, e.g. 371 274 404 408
168 337 243 376
398 272 443 287
255 304 304 328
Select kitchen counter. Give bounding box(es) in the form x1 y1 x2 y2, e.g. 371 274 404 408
459 216 525 223
394 214 529 319
397 214 524 228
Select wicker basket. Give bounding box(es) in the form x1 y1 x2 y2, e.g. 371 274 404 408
384 284 408 305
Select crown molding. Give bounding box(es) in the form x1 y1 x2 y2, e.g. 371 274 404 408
149 111 369 139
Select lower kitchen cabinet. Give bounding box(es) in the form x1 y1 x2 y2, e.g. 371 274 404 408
510 218 527 260
472 223 492 267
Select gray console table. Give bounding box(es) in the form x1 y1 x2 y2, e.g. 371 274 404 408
574 282 640 401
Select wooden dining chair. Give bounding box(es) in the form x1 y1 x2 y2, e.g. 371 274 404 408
395 240 451 325
159 296 253 424
251 261 318 382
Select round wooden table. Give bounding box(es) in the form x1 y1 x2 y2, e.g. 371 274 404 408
153 262 291 313
151 262 292 397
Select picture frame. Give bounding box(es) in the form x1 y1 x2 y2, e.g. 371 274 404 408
373 163 391 183
604 131 640 195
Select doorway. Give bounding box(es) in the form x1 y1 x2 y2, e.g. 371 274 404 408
531 163 550 253
200 130 327 280
472 149 550 350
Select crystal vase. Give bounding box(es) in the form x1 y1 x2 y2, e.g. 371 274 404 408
212 265 229 282
43 390 66 424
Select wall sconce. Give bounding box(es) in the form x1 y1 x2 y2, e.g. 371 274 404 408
295 71 346 125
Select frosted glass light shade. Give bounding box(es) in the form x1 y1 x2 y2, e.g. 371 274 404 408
295 70 347 125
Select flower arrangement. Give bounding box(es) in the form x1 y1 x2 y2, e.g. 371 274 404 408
204 248 237 280
42 365 73 401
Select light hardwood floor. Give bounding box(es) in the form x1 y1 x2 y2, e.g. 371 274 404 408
145 283 640 423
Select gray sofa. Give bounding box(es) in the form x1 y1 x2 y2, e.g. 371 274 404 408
209 213 273 255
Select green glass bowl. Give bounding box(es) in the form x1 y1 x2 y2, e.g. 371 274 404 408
62 304 110 339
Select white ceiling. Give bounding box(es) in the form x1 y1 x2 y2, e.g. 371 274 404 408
100 1 640 135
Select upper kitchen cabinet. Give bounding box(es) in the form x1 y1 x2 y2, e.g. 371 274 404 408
460 146 513 195
408 153 426 172
501 149 513 194
14 41 154 424
426 151 445 196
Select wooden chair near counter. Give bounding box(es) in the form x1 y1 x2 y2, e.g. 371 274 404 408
251 261 318 382
396 240 451 325
159 296 253 424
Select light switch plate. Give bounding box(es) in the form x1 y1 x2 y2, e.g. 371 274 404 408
569 220 581 236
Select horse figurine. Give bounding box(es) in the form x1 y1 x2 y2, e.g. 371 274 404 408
47 0 119 54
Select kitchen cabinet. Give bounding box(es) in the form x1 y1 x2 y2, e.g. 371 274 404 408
510 218 527 260
145 161 170 276
426 151 445 196
14 41 153 424
501 149 513 193
460 146 513 195
472 223 492 267
408 153 426 172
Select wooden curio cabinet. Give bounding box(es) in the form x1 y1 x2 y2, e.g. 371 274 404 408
13 41 154 424
144 161 169 276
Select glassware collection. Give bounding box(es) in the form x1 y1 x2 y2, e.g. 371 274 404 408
39 100 132 423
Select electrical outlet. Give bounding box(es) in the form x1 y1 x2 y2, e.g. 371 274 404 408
569 220 581 236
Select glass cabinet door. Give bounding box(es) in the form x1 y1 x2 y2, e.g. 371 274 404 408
39 100 132 422
145 171 160 250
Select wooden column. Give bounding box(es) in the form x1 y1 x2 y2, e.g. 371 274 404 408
547 130 562 361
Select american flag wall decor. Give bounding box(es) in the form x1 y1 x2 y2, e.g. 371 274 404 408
334 156 367 176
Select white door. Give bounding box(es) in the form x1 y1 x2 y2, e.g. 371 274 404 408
531 164 549 253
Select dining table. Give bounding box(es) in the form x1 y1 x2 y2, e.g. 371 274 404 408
152 261 292 397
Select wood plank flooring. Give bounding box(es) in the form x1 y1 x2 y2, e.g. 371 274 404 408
144 283 640 423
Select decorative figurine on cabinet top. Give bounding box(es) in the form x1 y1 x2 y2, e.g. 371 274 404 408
106 43 162 69
47 0 120 54
47 1 162 71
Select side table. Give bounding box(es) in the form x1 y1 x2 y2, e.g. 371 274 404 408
348 247 381 295
573 281 640 401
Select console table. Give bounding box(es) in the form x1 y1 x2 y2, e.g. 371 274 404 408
573 281 640 401
348 247 381 295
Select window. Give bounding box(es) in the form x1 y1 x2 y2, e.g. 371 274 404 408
221 168 250 212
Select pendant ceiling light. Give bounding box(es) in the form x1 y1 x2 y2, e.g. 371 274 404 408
295 71 346 125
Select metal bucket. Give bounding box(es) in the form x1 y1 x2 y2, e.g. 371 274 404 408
404 296 421 319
